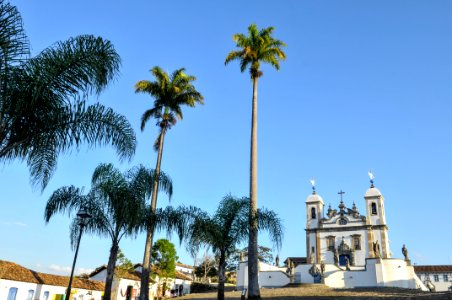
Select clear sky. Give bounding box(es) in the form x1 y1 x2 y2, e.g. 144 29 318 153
2 0 452 276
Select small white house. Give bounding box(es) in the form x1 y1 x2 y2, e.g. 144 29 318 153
414 265 452 292
0 260 104 300
89 263 193 299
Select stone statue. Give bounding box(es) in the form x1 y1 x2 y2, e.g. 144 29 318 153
345 257 351 271
333 248 339 265
373 241 381 258
402 244 409 260
320 261 325 274
286 258 292 274
239 251 245 261
290 261 295 275
310 249 315 264
275 255 280 267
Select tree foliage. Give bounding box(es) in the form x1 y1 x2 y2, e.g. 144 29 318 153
116 249 134 271
186 195 283 300
44 163 173 300
151 238 178 279
0 0 136 190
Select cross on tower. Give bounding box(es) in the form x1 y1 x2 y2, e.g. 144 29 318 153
338 190 345 202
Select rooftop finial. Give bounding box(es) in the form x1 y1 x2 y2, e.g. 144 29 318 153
338 190 345 202
368 170 375 188
310 178 316 194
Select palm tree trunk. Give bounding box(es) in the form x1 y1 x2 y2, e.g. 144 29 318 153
104 240 119 300
140 129 166 300
217 251 227 300
248 76 260 299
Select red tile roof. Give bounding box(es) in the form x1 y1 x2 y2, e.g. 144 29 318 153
414 265 452 273
0 260 104 291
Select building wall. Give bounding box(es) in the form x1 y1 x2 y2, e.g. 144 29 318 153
416 272 452 292
0 279 38 300
258 271 290 288
0 279 103 300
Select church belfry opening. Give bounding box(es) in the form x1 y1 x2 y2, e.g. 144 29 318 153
371 202 377 215
311 207 316 219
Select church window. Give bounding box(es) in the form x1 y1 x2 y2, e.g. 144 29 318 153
434 275 439 282
353 236 361 250
327 236 335 251
311 207 316 219
443 274 448 282
26 290 34 300
371 202 377 215
338 218 347 225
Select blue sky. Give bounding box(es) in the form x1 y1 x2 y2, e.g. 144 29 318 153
1 0 452 275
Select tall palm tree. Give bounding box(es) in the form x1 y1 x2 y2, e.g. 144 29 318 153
0 0 136 190
225 24 286 299
187 195 283 300
44 163 175 300
134 66 203 300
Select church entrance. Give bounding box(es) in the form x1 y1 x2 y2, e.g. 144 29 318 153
339 254 350 266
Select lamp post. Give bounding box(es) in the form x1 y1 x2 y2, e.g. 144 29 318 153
66 207 91 300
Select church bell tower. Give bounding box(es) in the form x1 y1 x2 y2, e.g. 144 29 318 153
364 172 390 259
305 180 324 263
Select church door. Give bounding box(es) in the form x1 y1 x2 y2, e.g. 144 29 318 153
339 254 350 266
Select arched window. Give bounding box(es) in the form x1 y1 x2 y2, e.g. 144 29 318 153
371 202 377 215
311 207 316 219
43 291 50 300
26 290 34 300
7 288 18 300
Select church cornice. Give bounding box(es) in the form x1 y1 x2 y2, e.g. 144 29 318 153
306 224 388 233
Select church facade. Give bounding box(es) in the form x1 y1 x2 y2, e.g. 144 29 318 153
306 181 390 268
236 177 427 291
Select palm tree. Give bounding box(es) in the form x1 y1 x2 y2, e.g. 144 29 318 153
0 0 136 190
134 66 203 300
187 195 283 300
225 24 286 299
44 163 174 300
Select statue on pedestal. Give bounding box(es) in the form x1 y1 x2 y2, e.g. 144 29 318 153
373 241 381 258
345 257 351 271
402 244 409 260
333 248 339 266
275 255 280 267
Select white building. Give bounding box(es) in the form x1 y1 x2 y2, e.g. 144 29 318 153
89 263 193 299
237 178 427 291
414 265 452 292
0 260 104 300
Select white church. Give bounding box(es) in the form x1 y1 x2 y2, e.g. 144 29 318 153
236 175 427 290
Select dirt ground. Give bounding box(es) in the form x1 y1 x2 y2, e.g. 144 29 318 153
180 285 452 299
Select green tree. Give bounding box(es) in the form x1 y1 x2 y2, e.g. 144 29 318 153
194 256 217 282
116 249 134 271
227 245 274 271
225 24 286 299
44 163 173 300
152 239 178 298
187 195 283 300
134 66 204 300
0 0 135 190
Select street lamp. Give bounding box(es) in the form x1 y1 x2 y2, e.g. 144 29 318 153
66 206 91 300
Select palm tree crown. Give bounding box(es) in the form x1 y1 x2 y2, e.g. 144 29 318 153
44 163 174 300
187 195 283 300
225 24 286 78
0 0 136 190
135 66 204 134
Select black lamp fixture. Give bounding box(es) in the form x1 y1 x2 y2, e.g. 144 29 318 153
66 206 91 300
